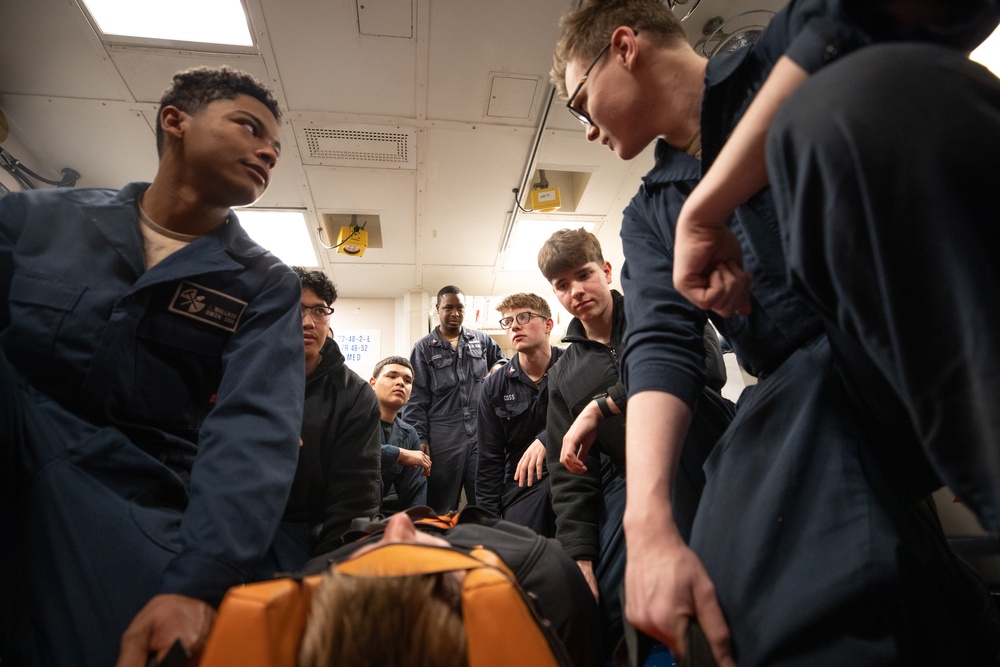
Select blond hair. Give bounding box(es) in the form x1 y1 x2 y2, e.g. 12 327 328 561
299 570 467 667
537 228 605 282
551 0 688 98
497 293 552 318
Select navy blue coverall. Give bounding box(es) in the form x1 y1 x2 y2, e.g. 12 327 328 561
620 1 1000 662
402 326 505 513
476 345 563 536
0 183 304 666
380 415 429 510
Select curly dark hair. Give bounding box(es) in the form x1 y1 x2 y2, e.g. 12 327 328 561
156 66 281 156
292 266 338 305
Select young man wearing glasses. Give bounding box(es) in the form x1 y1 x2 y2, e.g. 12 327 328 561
255 267 382 577
551 1 1000 665
476 292 563 537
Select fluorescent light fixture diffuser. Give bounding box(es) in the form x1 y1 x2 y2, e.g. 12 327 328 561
503 218 596 271
236 209 319 267
80 0 254 46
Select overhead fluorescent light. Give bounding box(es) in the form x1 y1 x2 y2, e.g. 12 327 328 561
502 218 596 272
971 24 1000 76
80 0 254 46
236 209 319 267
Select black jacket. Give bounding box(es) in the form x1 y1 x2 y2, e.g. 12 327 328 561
292 337 382 554
545 291 628 562
546 291 734 561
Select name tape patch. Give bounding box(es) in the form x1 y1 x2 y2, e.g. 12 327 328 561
168 281 248 333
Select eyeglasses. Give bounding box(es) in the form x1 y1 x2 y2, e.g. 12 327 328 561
301 305 335 321
566 41 612 126
499 312 547 329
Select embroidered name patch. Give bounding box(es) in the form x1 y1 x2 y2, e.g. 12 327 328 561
168 281 248 333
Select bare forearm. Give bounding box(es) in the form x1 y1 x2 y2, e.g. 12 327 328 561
622 391 734 664
623 391 693 540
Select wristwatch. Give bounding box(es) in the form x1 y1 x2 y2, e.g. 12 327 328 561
594 393 615 419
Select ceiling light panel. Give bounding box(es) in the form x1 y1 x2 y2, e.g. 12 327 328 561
80 0 254 47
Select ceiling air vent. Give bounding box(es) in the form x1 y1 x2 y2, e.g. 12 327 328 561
293 122 417 169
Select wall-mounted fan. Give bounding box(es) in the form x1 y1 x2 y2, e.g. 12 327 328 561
695 10 775 57
666 0 702 23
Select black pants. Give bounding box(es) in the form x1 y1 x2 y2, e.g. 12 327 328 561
767 43 1000 535
693 337 1000 666
691 46 1000 665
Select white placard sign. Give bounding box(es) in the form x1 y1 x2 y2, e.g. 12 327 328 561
333 329 381 377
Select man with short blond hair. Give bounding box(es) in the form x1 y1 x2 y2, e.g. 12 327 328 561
477 292 562 536
551 0 1000 664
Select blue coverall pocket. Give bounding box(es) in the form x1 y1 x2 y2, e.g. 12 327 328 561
7 272 85 354
429 352 457 391
493 395 530 420
132 313 228 426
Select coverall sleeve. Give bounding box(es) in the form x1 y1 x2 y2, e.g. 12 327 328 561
380 443 401 471
545 365 603 562
475 373 507 514
0 193 27 329
401 342 432 444
316 381 382 554
619 179 709 409
402 425 421 451
160 267 304 606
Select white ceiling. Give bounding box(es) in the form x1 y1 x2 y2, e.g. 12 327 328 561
0 0 786 299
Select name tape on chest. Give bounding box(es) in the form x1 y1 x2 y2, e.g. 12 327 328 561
168 281 248 333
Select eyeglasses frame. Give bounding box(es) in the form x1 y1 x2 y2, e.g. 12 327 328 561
499 311 548 330
565 41 613 126
301 304 335 321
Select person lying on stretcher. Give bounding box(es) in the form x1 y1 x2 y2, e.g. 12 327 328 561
201 508 604 667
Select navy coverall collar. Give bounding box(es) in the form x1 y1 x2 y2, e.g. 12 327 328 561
502 345 561 385
69 181 274 288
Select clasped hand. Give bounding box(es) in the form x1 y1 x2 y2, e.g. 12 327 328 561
672 206 752 318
